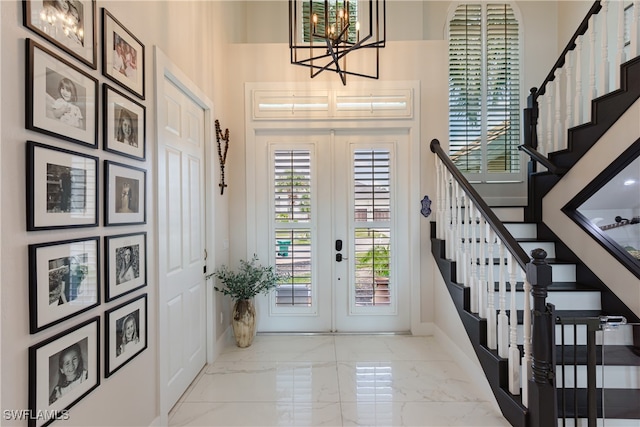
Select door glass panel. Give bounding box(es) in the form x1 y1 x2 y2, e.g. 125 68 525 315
273 150 313 307
353 149 391 307
274 229 312 306
354 227 390 306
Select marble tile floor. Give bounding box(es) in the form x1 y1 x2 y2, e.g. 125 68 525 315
168 334 511 427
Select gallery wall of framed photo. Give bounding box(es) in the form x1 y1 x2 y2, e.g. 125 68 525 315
22 1 149 423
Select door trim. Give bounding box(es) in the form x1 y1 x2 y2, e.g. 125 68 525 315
154 47 216 422
245 81 422 334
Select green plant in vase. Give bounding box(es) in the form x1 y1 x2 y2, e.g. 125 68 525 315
206 255 285 347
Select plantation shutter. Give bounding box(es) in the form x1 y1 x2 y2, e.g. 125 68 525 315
273 150 313 307
448 3 521 177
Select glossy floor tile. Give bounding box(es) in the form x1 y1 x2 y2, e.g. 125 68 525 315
169 335 511 427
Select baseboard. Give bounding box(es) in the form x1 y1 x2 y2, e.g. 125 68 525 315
411 321 435 336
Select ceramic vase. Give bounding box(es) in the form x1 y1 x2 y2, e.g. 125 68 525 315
232 298 256 348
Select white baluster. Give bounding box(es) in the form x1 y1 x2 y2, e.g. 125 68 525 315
565 50 574 130
599 0 610 95
469 203 478 314
478 216 487 319
436 159 444 240
574 36 584 125
632 2 639 58
545 86 553 157
521 276 533 407
616 0 626 89
445 171 453 260
589 13 598 100
553 69 563 152
507 253 521 395
455 184 463 282
462 193 470 287
486 227 497 350
497 239 509 359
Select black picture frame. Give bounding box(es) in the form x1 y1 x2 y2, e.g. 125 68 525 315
29 236 100 333
26 38 98 148
105 294 147 377
101 8 145 99
105 232 147 302
27 141 99 230
23 0 97 69
103 84 146 161
104 160 146 226
28 317 100 427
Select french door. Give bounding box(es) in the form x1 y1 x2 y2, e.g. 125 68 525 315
253 130 411 332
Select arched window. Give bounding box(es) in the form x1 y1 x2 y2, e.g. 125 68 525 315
448 3 521 181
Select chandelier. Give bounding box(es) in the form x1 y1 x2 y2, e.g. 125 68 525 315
289 0 386 85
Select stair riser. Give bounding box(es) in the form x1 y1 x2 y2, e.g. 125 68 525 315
485 262 576 282
504 223 538 239
556 366 640 389
514 325 636 346
492 291 601 311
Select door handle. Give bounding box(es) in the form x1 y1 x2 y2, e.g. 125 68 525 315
336 253 349 262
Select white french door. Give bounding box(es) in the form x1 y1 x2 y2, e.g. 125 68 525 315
253 130 411 332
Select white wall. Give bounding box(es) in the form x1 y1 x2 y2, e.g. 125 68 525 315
0 1 228 426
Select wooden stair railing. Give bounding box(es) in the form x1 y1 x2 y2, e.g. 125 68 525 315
431 137 570 426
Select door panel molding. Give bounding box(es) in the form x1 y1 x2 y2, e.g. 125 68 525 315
155 47 216 423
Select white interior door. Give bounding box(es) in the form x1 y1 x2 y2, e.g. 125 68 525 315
158 78 207 408
254 130 410 333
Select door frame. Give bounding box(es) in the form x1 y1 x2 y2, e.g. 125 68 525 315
154 47 217 422
245 81 422 334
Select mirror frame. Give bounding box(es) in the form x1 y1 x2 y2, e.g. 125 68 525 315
562 137 640 280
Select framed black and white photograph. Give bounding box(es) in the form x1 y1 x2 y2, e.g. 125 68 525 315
26 38 98 148
28 317 99 427
104 160 146 226
105 294 147 377
105 232 146 301
29 237 100 333
102 8 144 99
103 84 146 161
27 141 99 230
23 0 97 69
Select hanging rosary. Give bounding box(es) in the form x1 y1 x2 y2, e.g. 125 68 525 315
215 119 229 195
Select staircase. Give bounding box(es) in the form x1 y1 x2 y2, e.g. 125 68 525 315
431 204 640 426
429 1 640 425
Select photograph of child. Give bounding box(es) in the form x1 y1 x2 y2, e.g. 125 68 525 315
48 339 88 404
46 163 87 213
114 105 138 147
48 254 90 306
115 244 139 285
45 68 86 130
112 33 138 82
41 0 85 48
115 176 139 214
115 310 140 357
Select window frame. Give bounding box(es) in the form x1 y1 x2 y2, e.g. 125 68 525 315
446 1 526 184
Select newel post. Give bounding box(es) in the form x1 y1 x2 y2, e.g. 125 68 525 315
526 248 557 427
523 87 539 151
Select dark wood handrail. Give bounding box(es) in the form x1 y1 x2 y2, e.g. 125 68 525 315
533 0 602 100
430 139 530 270
518 145 567 175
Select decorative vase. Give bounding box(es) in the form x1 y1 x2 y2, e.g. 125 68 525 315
232 298 256 348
